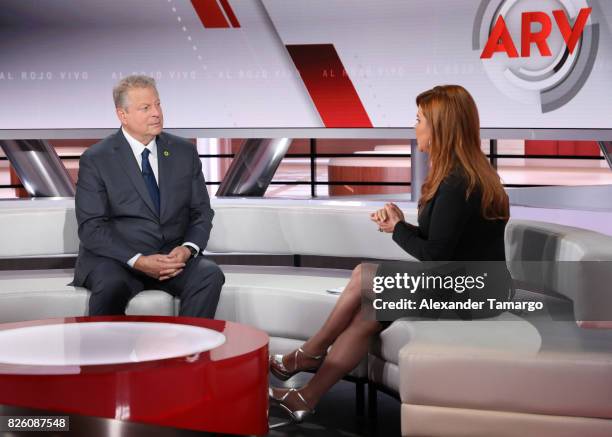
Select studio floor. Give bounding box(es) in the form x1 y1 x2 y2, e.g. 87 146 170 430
268 373 401 437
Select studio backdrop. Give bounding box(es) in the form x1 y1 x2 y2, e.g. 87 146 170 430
0 0 611 129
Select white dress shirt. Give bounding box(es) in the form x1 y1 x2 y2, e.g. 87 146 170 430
121 128 199 269
122 127 159 183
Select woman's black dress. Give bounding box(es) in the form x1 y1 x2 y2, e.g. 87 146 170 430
377 170 512 325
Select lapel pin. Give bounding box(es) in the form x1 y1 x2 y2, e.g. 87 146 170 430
163 150 170 157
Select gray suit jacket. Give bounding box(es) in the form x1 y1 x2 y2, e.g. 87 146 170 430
73 129 214 286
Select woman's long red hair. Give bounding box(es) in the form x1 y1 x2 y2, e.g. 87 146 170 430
417 85 509 220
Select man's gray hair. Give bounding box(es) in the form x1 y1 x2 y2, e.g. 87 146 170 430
113 75 157 109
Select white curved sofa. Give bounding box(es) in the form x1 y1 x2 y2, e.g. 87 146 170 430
395 220 612 436
0 199 418 389
1 199 611 436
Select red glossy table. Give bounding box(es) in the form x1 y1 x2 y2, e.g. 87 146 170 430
0 316 269 436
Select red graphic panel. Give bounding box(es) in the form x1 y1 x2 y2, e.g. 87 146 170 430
219 0 241 28
191 0 230 28
287 44 373 128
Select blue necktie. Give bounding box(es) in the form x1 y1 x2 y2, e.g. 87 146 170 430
141 148 160 215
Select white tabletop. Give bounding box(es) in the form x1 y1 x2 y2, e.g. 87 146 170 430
0 321 226 366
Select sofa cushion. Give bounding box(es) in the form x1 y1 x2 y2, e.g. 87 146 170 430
216 265 350 340
399 342 612 420
372 311 542 366
505 219 612 321
126 290 175 316
401 404 612 437
505 219 612 264
0 199 417 261
0 289 88 323
0 269 87 322
0 269 175 322
0 202 78 257
0 265 352 339
0 269 79 295
207 200 417 260
367 312 541 396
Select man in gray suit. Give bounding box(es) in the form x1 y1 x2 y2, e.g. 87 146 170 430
74 75 224 318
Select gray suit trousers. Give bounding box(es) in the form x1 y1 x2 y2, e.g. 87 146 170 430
84 256 225 318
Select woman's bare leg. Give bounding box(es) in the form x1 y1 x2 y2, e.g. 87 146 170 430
279 263 377 371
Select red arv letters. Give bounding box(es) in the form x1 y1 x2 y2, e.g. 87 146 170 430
480 7 592 59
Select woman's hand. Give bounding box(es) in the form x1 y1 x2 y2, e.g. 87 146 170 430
382 203 404 232
386 203 405 223
370 203 405 233
370 207 387 224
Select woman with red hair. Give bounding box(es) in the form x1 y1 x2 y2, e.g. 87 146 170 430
269 85 510 423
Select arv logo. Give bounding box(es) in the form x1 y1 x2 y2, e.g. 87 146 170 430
481 7 592 58
473 0 599 113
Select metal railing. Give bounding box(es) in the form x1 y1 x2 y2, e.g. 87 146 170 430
1 139 608 193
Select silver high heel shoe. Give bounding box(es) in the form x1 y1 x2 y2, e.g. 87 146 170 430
269 387 314 424
269 346 325 381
